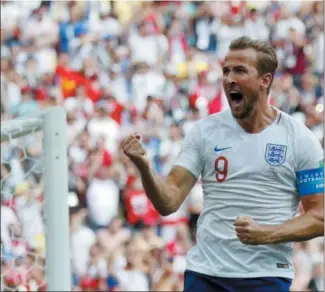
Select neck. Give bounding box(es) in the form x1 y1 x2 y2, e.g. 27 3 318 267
237 99 277 134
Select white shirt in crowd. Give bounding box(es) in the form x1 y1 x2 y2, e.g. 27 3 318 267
215 22 245 60
87 116 120 155
90 16 122 40
15 196 44 249
86 178 120 227
129 33 168 66
1 1 40 31
109 75 129 104
117 269 150 291
1 205 20 247
131 70 166 114
313 32 324 74
71 225 96 276
244 17 270 41
273 16 306 41
159 139 183 177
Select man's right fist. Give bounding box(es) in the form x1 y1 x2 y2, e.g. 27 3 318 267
121 134 149 168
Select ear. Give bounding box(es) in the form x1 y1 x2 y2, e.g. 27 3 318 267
260 73 273 92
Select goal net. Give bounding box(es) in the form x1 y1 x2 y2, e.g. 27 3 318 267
1 107 71 291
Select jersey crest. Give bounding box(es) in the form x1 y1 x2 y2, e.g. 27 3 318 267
265 143 287 166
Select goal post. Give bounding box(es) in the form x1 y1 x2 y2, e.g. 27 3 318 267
1 107 71 291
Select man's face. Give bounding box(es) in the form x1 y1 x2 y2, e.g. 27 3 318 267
222 48 262 119
138 23 148 36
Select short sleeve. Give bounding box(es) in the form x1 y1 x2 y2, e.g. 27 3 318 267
296 127 324 196
173 124 203 179
297 127 323 171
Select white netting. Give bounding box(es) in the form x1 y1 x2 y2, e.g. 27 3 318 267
1 118 42 143
1 118 47 292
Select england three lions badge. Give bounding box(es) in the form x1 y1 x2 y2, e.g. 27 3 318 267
265 143 287 166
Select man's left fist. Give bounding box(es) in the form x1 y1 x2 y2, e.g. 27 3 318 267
234 216 269 245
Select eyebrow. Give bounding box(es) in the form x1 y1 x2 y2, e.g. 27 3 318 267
223 65 247 71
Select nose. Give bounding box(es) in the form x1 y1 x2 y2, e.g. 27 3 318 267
224 71 236 84
224 72 237 88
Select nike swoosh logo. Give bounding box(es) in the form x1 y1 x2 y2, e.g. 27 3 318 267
214 146 232 152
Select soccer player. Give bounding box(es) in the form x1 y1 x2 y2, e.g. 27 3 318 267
121 36 324 292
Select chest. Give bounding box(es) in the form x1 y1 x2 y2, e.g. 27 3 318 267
202 131 296 184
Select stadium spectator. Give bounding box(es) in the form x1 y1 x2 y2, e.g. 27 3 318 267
0 1 323 291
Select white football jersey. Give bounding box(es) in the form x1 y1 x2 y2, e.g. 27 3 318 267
174 108 324 279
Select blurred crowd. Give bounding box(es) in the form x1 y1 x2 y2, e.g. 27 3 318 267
0 1 324 291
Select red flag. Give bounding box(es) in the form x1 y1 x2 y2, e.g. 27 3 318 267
55 66 101 102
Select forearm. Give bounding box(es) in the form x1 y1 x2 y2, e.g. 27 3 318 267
137 163 179 216
264 210 324 244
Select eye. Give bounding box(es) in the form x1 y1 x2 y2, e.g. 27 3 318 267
235 68 245 73
223 68 229 75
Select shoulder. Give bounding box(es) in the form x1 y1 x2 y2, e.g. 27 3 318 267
195 109 232 132
279 111 319 142
279 111 323 168
183 110 232 145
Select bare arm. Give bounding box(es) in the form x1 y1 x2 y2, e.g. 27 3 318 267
121 134 197 216
137 164 197 216
235 193 324 245
263 193 324 244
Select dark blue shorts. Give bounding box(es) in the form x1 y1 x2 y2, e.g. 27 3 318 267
184 270 292 292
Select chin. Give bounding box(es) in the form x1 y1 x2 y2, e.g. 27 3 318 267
231 108 253 120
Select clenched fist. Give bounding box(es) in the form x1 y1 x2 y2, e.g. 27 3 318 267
234 216 270 245
121 134 149 169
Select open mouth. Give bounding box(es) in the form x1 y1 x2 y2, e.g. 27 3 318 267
229 92 244 106
230 92 243 101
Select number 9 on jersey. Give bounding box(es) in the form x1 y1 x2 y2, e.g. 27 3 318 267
215 156 228 183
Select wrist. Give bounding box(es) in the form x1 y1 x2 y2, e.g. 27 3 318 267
261 224 277 244
135 158 150 173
